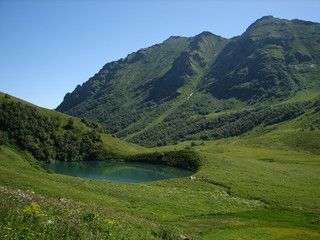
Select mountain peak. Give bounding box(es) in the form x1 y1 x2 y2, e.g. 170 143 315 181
258 15 275 21
196 31 214 37
244 16 289 32
253 15 277 24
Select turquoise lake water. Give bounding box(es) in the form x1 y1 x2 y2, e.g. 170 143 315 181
41 161 192 183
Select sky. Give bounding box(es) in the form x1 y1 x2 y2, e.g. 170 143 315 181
1 0 320 109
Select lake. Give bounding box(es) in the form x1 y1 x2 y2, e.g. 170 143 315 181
41 161 192 183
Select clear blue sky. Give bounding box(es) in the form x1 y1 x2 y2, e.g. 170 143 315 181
1 0 319 109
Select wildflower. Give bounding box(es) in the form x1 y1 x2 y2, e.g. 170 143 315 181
105 219 115 225
3 227 12 230
47 220 54 224
70 218 81 225
22 202 45 218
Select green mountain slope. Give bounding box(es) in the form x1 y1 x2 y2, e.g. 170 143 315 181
56 16 320 147
56 33 229 145
206 16 320 102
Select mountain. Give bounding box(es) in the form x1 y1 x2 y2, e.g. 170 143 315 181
206 16 320 101
56 16 320 147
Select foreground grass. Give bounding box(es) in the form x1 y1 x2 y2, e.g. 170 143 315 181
1 142 320 239
0 145 266 239
0 186 159 240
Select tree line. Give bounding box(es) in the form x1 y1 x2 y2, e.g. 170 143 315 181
129 101 311 147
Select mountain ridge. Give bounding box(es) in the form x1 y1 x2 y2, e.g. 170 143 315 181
56 16 320 147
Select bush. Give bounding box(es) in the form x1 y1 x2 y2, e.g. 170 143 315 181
152 226 180 240
0 131 8 145
127 150 202 172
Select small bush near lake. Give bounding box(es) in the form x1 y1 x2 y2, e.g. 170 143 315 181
127 150 202 171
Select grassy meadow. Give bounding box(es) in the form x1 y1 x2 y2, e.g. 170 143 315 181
1 93 320 239
1 134 320 239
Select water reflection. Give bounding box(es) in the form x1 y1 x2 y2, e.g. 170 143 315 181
41 161 192 183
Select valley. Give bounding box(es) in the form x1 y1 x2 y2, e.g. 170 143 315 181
1 16 320 240
1 91 319 239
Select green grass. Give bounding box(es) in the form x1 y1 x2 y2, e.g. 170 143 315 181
205 226 320 240
151 111 320 238
1 128 320 239
1 92 320 239
283 90 320 103
196 146 320 210
203 208 320 240
0 145 266 239
0 186 157 240
101 133 151 157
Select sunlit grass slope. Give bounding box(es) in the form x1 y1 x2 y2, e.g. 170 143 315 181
1 92 320 239
152 101 320 239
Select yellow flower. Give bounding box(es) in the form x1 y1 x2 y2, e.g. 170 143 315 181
22 202 45 218
3 227 12 230
105 219 115 225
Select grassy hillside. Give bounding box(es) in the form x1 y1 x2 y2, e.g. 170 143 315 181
1 92 320 239
0 92 149 161
208 16 320 102
56 32 230 145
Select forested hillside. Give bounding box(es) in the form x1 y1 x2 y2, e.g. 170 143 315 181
0 94 110 162
130 101 318 147
0 93 149 162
